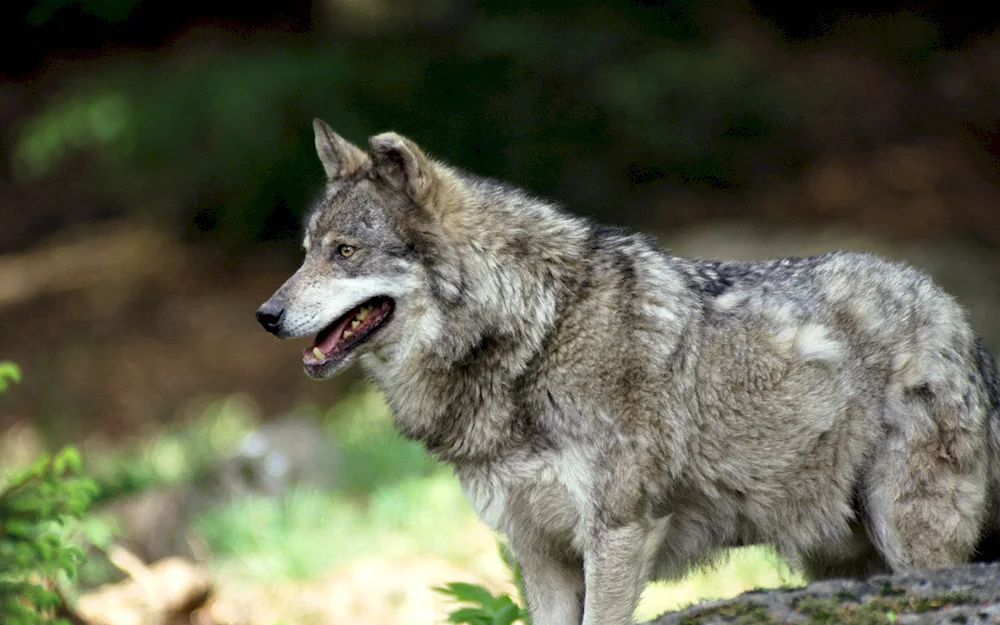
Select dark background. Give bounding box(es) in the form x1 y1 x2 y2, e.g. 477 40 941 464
1 0 999 466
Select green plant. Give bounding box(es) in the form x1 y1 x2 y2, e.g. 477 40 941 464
0 362 21 393
436 581 529 625
0 449 99 624
435 542 531 625
0 363 99 624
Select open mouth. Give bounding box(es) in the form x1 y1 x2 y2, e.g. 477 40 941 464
302 296 394 366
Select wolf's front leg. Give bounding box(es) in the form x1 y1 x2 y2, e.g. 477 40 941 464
582 523 653 625
517 549 584 625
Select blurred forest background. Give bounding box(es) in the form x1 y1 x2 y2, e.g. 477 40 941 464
2 0 1000 623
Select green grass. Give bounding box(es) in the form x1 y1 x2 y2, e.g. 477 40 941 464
193 387 478 580
194 474 479 580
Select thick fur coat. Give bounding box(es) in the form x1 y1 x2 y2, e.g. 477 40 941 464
256 120 1000 625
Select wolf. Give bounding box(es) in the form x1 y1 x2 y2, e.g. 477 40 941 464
256 119 1000 625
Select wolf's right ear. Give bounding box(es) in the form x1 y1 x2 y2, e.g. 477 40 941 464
368 132 437 205
313 119 367 180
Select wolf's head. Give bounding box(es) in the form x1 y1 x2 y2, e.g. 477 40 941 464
256 119 462 380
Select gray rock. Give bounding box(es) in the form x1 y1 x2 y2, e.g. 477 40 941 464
210 415 339 498
100 416 339 563
642 562 1000 624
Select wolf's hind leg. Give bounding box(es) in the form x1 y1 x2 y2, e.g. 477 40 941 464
865 353 989 571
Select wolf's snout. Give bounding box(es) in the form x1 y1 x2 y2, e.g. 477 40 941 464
256 301 285 335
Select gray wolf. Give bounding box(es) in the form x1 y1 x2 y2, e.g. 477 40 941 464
256 119 1000 625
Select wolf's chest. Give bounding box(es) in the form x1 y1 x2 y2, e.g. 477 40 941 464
458 448 593 551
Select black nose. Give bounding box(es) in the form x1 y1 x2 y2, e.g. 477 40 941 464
256 302 285 335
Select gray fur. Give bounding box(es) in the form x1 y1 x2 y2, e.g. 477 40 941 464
257 120 1000 625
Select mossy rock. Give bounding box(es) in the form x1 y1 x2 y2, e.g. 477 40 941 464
643 562 1000 624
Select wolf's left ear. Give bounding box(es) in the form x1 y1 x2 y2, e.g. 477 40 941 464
313 119 367 180
368 132 436 204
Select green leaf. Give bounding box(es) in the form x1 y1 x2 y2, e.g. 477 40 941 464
3 520 31 538
0 441 96 624
492 602 521 625
0 362 21 393
440 582 501 609
59 448 83 474
446 607 492 625
31 587 60 609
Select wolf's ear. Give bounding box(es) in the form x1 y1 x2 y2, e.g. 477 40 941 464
313 119 367 180
368 132 436 204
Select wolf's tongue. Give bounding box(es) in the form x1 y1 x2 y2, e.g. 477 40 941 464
310 312 355 358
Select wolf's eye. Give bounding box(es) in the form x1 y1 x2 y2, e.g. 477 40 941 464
336 244 356 258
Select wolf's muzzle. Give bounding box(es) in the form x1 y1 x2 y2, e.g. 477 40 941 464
256 301 285 335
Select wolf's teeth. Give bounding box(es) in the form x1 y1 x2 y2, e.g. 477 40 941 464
351 320 361 329
312 347 325 360
343 330 354 338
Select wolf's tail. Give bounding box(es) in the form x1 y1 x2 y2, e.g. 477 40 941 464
973 337 1000 562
